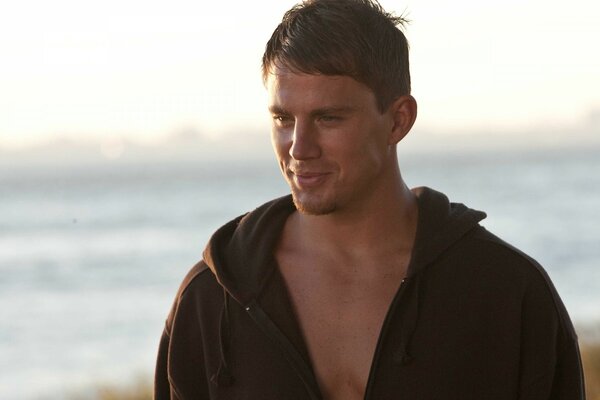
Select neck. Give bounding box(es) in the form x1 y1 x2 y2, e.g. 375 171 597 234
290 171 418 262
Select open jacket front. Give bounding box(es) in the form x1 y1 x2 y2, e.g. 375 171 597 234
154 187 585 399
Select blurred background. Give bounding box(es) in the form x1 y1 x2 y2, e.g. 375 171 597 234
1 0 599 398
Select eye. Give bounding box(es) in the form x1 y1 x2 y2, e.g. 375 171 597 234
272 114 293 126
319 115 342 123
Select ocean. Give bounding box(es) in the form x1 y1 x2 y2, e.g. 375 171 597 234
1 145 599 399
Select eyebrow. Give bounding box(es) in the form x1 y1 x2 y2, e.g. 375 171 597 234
268 105 356 116
268 105 289 115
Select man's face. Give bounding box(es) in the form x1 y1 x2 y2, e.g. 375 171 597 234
266 68 397 215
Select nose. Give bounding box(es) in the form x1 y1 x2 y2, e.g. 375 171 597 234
289 120 320 160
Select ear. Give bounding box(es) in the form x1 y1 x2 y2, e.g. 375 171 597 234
387 95 417 145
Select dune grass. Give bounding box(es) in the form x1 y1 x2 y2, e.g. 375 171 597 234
68 375 152 400
583 342 600 400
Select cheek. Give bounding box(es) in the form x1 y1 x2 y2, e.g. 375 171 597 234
338 129 388 174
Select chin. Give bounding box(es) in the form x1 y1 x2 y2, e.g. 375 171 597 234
291 189 337 216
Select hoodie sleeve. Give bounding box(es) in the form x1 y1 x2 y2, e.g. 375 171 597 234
154 261 212 400
154 326 175 399
517 265 586 400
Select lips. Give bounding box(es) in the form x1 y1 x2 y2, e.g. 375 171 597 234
290 170 330 188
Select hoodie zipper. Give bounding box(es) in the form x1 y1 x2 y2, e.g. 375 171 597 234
244 300 322 400
363 278 409 399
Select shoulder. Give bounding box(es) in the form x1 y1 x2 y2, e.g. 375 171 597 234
430 225 565 309
466 226 552 283
178 259 228 303
165 260 221 333
178 260 211 294
450 226 576 336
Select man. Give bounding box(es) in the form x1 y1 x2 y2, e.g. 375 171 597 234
154 0 585 399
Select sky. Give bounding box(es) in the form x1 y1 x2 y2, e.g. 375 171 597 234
1 0 599 150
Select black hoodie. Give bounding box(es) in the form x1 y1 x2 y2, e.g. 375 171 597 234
154 187 585 399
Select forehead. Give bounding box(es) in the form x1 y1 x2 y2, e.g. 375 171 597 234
266 68 376 112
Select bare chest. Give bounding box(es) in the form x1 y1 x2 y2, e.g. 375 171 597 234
277 258 405 400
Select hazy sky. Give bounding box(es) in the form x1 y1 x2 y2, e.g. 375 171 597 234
1 0 599 149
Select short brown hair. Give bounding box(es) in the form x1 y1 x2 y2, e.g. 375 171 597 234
262 0 411 112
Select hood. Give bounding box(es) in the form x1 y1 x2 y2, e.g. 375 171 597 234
202 187 486 307
407 186 486 277
202 195 296 307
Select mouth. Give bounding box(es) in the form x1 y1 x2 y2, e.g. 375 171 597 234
290 170 330 188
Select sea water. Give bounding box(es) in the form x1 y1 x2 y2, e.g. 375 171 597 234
1 146 599 399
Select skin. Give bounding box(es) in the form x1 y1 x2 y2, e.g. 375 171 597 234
267 68 419 400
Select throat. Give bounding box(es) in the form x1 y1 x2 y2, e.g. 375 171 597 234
290 184 419 258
